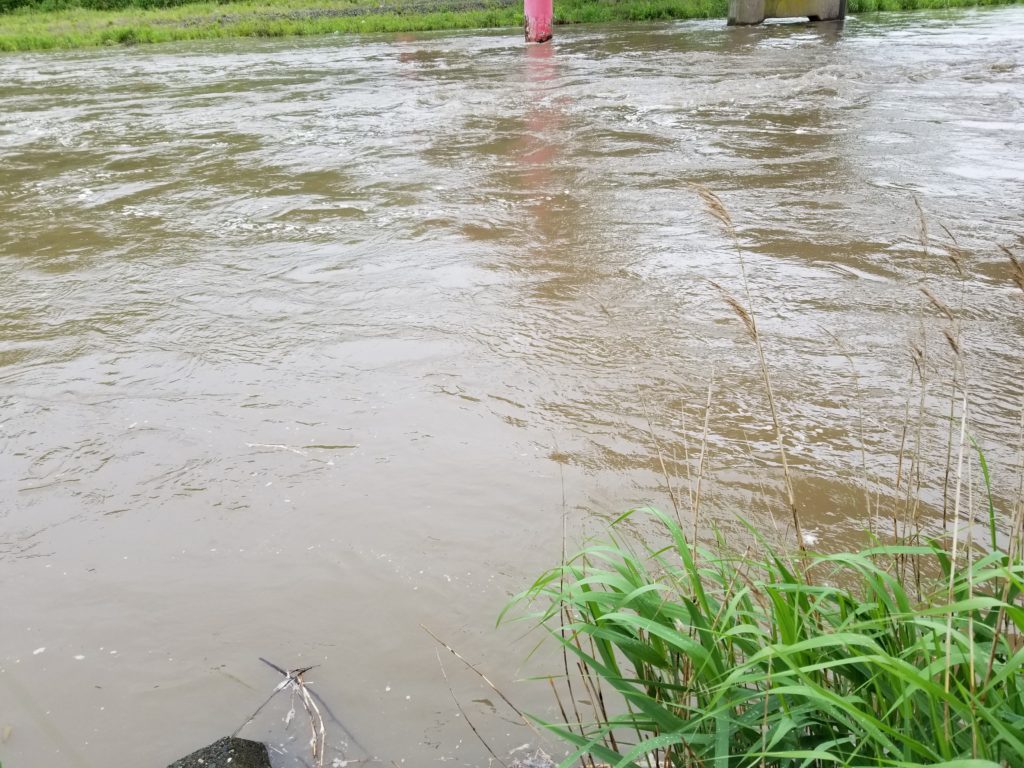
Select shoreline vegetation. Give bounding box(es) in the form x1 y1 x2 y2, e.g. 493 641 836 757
0 0 1019 51
502 190 1024 767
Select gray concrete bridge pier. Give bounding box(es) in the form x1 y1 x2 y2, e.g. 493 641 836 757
728 0 845 25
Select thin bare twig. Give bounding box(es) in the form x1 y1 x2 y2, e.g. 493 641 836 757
434 649 508 768
234 665 317 737
234 663 326 768
420 625 544 741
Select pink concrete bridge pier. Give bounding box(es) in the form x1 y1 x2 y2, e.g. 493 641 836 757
523 0 844 42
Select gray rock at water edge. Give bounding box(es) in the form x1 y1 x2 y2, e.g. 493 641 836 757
168 736 272 768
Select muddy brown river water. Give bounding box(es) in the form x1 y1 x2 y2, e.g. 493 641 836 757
2 7 1023 766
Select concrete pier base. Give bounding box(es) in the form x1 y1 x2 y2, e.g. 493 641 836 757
727 0 845 24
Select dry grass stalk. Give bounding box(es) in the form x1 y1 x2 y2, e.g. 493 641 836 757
965 458 978 759
691 372 715 546
637 385 683 524
938 224 967 275
893 356 916 511
293 669 327 768
677 408 695 518
984 412 1024 690
552 451 593 768
695 186 805 553
547 674 597 768
1002 245 1024 293
943 393 969 737
709 280 757 341
1014 411 1024 563
819 326 874 535
943 327 962 357
420 625 543 741
914 196 929 256
689 183 734 235
912 200 938 555
924 216 970 535
234 663 326 768
979 412 1024 696
433 648 507 768
909 341 925 379
903 332 930 584
921 278 960 524
920 285 954 321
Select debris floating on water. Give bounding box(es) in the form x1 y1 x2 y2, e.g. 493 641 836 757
510 749 557 768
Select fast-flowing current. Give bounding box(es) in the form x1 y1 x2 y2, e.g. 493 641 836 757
1 7 1023 766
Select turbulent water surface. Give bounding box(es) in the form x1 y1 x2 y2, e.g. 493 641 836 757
1 7 1023 766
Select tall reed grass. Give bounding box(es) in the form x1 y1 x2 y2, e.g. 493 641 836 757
505 191 1024 767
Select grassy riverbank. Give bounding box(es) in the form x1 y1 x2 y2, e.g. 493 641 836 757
511 507 1024 767
504 190 1024 767
0 0 1019 51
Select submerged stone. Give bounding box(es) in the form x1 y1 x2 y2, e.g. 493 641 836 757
168 736 271 768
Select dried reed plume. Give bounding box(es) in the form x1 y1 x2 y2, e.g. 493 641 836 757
942 327 962 357
709 279 756 340
920 285 954 321
938 224 967 275
690 183 734 235
909 340 925 378
1003 245 1024 293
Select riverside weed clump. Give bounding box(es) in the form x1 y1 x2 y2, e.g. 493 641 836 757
510 506 1024 768
507 190 1024 767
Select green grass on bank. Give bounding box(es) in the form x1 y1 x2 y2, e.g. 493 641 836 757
503 189 1024 767
507 507 1024 768
0 0 521 51
0 0 1019 51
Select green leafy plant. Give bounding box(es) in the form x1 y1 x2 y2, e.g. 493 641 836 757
504 188 1024 768
507 505 1024 767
